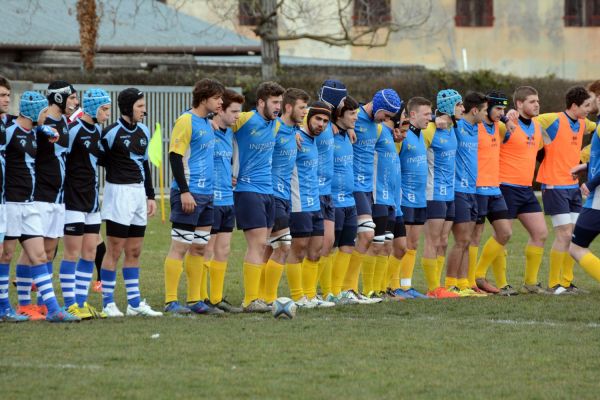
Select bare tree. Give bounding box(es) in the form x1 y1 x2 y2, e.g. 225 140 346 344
76 0 100 71
209 0 433 80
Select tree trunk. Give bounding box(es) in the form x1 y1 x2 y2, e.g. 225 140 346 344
259 0 279 81
76 0 99 72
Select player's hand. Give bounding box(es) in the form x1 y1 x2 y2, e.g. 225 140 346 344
580 183 590 197
231 176 237 187
393 127 406 142
331 124 340 134
210 119 219 131
505 119 517 133
348 129 357 144
295 132 303 150
37 125 59 143
434 115 452 129
147 199 157 217
571 163 587 179
180 191 196 214
506 109 519 121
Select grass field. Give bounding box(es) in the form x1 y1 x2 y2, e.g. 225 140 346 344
2 210 600 399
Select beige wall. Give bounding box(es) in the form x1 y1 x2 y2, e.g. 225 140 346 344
173 0 600 80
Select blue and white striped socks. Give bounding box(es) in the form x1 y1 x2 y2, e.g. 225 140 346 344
0 263 10 310
59 260 77 308
123 267 140 308
75 259 95 307
30 264 60 315
37 261 54 306
15 264 32 306
101 268 117 307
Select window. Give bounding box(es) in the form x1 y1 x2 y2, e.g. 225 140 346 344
455 0 494 27
353 0 392 27
565 0 600 26
238 0 261 26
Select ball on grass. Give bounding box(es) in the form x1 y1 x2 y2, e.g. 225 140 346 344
272 297 297 319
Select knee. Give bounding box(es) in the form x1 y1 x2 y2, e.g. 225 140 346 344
125 246 142 260
533 228 548 244
188 244 205 257
496 228 512 245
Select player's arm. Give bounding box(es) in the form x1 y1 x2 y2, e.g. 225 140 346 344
422 122 436 149
584 118 597 135
143 159 155 200
498 121 509 142
231 111 254 133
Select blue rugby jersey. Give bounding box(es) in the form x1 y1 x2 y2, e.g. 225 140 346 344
169 111 215 195
213 127 234 206
373 124 397 206
352 106 381 192
64 119 103 212
290 129 320 212
232 110 277 194
454 119 479 194
423 122 457 201
316 122 334 196
271 118 297 201
331 130 355 208
398 125 427 208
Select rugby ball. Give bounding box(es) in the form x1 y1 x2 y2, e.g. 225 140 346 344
272 297 297 319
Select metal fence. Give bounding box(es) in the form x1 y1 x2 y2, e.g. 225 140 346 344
32 83 197 194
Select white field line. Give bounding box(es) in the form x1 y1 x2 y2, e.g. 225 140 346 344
0 362 102 370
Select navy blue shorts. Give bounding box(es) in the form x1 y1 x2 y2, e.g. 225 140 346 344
542 188 582 216
290 211 324 237
211 205 235 234
394 216 406 238
476 194 508 223
234 192 275 230
272 196 291 232
372 204 395 236
334 206 357 247
170 190 214 230
500 184 542 219
353 191 373 216
319 195 335 222
426 200 455 221
454 192 478 224
401 206 427 225
572 208 600 248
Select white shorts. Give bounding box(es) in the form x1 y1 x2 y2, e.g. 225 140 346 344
0 204 6 242
65 210 102 226
35 202 66 239
5 202 44 238
101 182 147 227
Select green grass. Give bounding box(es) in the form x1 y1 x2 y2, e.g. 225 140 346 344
2 212 600 399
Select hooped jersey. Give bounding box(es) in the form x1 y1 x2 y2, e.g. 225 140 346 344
213 127 234 206
64 119 103 212
353 106 381 192
290 129 320 212
232 110 278 194
331 130 355 208
4 122 37 202
169 111 215 195
398 125 427 208
316 123 334 196
476 121 501 195
454 119 479 194
373 124 397 206
34 114 69 203
271 118 297 201
423 122 457 201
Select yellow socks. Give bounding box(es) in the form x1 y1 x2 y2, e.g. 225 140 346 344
318 254 333 296
445 276 457 289
286 262 303 301
332 251 352 295
302 258 320 299
524 245 544 285
561 254 575 287
343 250 364 292
491 250 508 288
579 252 600 282
263 259 284 304
457 278 470 290
164 257 183 303
422 257 439 291
387 255 402 290
475 237 504 279
373 255 388 294
208 259 227 305
361 255 377 294
468 245 479 286
436 255 446 285
184 253 204 303
242 262 263 306
548 249 565 288
258 266 266 301
200 260 209 300
400 249 416 290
